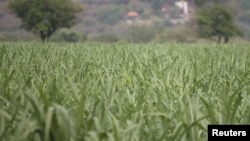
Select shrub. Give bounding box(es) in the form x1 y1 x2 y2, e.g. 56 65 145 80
125 25 160 43
50 29 87 42
154 27 197 43
89 33 119 43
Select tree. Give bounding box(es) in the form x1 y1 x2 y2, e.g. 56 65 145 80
196 4 243 43
9 0 82 41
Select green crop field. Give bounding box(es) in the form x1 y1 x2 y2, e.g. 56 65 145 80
1 42 250 141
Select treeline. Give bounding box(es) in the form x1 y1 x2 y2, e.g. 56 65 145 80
0 0 250 42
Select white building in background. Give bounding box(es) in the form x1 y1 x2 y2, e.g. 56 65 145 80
175 0 188 15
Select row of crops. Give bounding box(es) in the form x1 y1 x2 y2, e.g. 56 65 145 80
1 42 250 141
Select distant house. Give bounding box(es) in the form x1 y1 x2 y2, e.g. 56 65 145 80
127 11 139 18
187 4 195 17
126 11 139 24
175 0 188 15
160 0 195 25
162 1 191 16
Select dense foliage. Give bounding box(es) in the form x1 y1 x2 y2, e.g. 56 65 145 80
196 4 243 43
1 42 250 141
9 0 82 41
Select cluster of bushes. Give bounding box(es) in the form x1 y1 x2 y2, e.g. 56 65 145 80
0 31 38 41
87 24 198 43
0 25 198 43
49 29 87 42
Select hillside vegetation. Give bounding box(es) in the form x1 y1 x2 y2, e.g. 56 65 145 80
1 0 250 42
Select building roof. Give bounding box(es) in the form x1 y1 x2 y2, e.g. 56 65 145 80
127 11 139 17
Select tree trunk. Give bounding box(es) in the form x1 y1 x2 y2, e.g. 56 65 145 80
224 36 229 43
40 32 48 42
217 36 222 43
39 29 55 42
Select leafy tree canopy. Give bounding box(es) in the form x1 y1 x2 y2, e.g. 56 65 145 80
196 4 243 43
9 0 82 41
